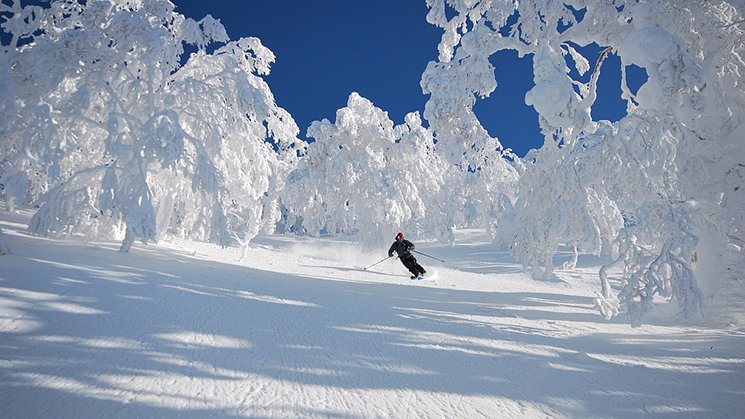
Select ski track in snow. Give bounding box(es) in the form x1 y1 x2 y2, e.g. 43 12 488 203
1 211 744 418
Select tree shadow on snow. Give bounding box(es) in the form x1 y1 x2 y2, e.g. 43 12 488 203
0 232 743 418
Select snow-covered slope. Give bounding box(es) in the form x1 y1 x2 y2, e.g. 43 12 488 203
1 210 743 418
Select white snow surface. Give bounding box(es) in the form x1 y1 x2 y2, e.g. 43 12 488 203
1 209 744 418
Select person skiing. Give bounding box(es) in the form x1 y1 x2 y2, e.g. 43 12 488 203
388 231 426 279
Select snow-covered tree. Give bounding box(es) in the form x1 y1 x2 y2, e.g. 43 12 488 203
282 84 516 248
281 92 450 248
424 0 745 323
420 5 521 239
1 0 304 252
0 0 67 211
505 124 624 280
501 46 622 279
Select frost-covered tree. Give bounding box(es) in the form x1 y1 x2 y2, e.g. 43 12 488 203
593 1 744 324
281 92 450 248
505 123 624 280
449 135 519 240
1 0 304 252
423 0 617 278
424 0 745 323
0 0 66 211
420 4 520 239
503 46 622 280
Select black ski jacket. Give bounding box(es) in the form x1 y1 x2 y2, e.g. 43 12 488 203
388 239 415 258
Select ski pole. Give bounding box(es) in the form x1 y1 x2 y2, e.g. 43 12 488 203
413 250 445 263
363 256 393 270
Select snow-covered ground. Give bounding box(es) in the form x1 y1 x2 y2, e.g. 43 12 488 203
1 209 743 418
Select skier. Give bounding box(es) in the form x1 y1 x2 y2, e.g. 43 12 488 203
388 231 426 279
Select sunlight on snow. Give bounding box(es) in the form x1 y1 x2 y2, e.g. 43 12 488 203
0 286 105 320
31 335 144 350
43 301 107 315
546 362 590 372
0 299 42 333
152 331 252 349
585 352 745 373
235 290 321 307
26 258 145 285
14 372 223 411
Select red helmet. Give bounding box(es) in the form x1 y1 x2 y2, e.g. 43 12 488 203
396 231 404 240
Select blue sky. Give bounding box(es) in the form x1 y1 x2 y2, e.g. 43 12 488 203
170 1 554 156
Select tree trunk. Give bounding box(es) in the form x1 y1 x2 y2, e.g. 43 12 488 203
0 227 10 255
563 244 579 269
120 226 135 253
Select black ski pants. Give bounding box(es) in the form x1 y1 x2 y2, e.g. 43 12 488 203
401 255 425 276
